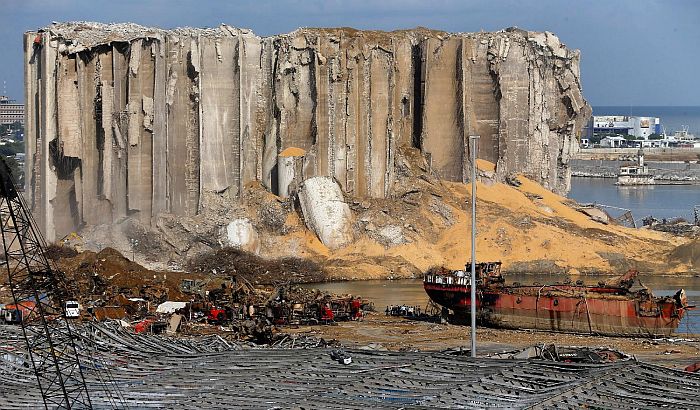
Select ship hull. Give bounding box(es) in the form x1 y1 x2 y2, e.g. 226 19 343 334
424 283 685 337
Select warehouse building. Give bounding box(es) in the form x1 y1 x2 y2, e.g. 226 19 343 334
583 115 662 140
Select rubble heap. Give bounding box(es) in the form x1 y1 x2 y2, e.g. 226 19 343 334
25 22 590 243
0 246 365 343
186 247 325 284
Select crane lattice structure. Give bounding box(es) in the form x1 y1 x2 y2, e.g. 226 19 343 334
0 158 92 408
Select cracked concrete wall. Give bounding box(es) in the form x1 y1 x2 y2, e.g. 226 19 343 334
24 23 590 240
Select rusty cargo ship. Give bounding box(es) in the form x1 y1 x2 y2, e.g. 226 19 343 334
423 262 691 337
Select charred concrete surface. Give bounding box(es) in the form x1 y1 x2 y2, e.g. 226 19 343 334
25 22 590 242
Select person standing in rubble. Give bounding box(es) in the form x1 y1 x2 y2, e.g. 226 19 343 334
248 304 255 318
321 302 334 322
350 297 362 320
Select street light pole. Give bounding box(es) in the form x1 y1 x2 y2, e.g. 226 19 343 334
469 135 479 358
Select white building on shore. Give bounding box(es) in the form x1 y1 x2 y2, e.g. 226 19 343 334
599 136 627 148
590 115 662 139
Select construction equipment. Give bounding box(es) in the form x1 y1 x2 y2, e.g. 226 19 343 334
0 158 92 408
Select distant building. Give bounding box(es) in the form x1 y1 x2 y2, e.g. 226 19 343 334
0 96 24 125
627 139 670 148
583 115 662 140
599 136 627 148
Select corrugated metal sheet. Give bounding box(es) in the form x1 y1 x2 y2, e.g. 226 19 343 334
0 323 698 409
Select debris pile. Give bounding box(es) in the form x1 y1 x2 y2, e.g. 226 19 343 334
1 246 366 343
186 247 326 284
55 246 192 303
642 216 700 237
487 344 632 363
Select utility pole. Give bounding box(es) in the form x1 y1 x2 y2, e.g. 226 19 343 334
0 158 93 408
469 135 479 358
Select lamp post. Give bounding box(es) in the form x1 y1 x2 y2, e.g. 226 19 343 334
469 135 479 358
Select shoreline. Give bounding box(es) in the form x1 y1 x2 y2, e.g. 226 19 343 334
285 313 700 368
571 172 700 184
569 157 700 182
319 268 700 283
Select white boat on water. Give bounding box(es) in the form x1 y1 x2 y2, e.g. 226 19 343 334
616 149 655 185
670 125 699 147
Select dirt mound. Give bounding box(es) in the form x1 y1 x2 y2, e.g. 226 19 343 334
44 243 79 260
187 247 326 284
55 247 198 302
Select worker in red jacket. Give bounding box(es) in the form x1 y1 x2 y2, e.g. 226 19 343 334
350 298 362 320
321 303 334 322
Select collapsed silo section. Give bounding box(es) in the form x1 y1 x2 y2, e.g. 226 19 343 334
277 147 306 199
297 177 353 249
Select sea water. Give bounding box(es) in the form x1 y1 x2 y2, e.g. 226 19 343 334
568 177 700 223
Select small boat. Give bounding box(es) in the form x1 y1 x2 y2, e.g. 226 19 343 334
423 262 692 337
616 149 654 185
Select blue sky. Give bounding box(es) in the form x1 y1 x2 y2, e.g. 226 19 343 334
1 0 698 106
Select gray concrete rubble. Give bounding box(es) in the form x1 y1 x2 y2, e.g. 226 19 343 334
25 22 590 242
0 323 698 409
224 218 261 253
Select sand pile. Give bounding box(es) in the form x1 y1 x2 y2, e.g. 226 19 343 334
320 159 691 279
63 151 694 281
668 239 700 271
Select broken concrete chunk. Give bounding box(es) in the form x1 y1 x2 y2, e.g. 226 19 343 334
298 177 353 249
225 218 261 254
166 71 178 106
129 39 142 75
277 147 306 199
579 207 611 225
156 301 188 314
167 313 183 334
189 38 200 74
377 225 406 246
127 102 140 146
142 96 154 131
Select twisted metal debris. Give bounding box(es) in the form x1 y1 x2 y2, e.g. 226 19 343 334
1 323 699 409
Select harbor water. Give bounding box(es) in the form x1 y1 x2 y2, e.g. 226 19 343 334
568 176 700 223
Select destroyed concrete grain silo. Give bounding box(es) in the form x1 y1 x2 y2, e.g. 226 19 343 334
24 22 590 242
